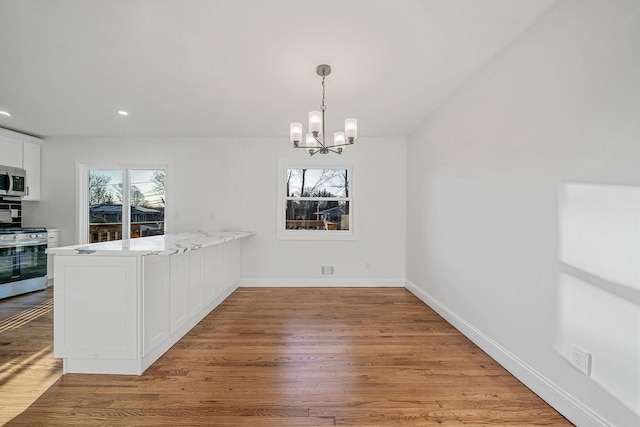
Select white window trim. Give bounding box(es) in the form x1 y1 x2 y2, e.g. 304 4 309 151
277 160 357 241
77 163 168 244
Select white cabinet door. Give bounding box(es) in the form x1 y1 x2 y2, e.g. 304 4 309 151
46 229 60 282
22 141 41 201
0 134 23 168
188 248 204 316
228 239 241 287
53 256 138 360
220 239 241 293
143 255 170 356
215 243 227 297
203 245 218 304
169 252 189 333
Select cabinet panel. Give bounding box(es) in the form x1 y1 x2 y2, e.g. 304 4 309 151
22 141 41 201
229 239 241 286
143 255 170 356
169 252 189 333
47 230 60 246
217 243 229 295
46 230 60 282
219 241 230 291
221 239 241 292
53 256 138 359
0 135 23 168
188 248 204 316
203 245 217 304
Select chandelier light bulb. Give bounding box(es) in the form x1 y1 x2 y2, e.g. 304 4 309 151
334 131 346 146
345 118 357 141
309 111 322 135
306 133 317 147
290 122 302 144
306 133 318 154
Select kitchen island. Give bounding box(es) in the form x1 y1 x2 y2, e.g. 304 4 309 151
48 231 252 375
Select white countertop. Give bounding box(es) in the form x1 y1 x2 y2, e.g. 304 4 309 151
47 230 252 256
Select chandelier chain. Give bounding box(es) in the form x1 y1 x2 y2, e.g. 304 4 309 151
321 75 326 111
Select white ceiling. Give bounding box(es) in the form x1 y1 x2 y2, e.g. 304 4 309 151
0 0 558 138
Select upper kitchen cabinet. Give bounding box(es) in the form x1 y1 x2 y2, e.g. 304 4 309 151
0 128 41 201
0 133 23 168
22 140 41 201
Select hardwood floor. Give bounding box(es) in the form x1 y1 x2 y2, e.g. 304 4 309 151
3 287 572 426
0 286 53 323
0 287 61 424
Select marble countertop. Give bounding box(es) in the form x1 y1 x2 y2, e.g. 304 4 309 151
47 230 252 256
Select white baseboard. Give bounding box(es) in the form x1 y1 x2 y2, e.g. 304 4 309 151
238 277 405 288
404 280 611 427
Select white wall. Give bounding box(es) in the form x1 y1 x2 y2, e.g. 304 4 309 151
239 137 406 286
22 137 243 244
23 136 406 286
406 0 640 426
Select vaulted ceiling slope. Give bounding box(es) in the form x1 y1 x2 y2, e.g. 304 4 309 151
0 0 557 138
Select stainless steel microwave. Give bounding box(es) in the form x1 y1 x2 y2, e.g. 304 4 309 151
0 165 27 197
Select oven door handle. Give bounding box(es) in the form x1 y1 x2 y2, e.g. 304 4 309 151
0 241 47 248
19 242 48 247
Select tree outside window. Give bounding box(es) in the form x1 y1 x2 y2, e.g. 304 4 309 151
88 168 166 243
284 168 350 232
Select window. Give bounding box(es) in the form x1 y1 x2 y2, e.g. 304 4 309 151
278 161 355 240
80 166 166 244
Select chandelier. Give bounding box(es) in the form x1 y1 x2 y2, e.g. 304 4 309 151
289 64 357 155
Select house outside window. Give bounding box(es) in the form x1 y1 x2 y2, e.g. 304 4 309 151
278 161 355 240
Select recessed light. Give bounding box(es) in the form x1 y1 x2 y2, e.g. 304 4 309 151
0 111 11 117
117 110 129 116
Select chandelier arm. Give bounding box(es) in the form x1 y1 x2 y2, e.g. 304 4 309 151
295 134 325 149
297 139 353 149
324 141 354 149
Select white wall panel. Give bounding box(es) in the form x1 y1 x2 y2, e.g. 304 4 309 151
406 0 640 425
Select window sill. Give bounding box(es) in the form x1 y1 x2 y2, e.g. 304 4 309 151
277 230 356 241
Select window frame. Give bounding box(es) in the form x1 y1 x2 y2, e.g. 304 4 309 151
77 163 168 244
277 160 356 241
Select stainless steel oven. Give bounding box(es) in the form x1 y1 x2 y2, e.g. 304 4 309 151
0 227 48 299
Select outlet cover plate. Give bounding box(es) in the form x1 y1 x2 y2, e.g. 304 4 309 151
321 265 335 276
570 345 591 376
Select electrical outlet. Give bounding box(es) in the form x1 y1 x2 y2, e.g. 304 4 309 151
321 265 335 276
570 345 591 376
